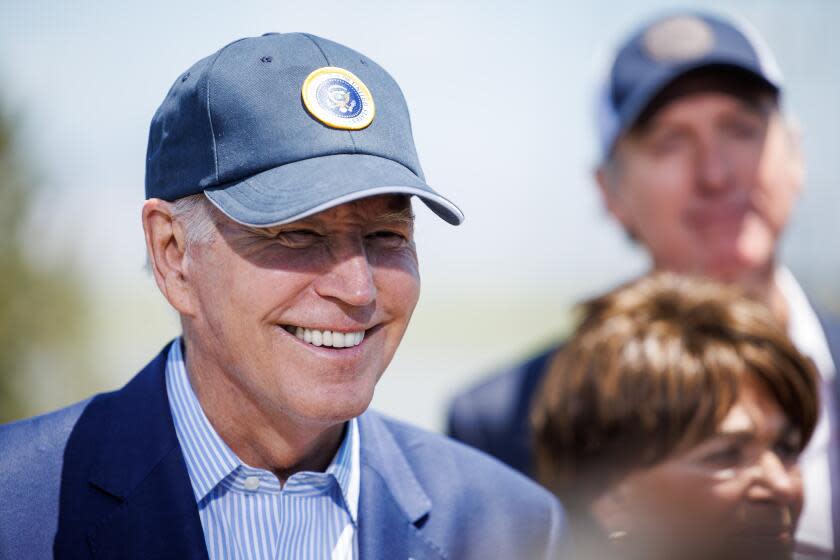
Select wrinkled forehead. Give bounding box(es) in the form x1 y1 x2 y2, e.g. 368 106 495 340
304 194 413 222
632 66 779 132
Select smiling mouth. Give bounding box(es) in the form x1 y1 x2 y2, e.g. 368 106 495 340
688 201 751 229
281 325 366 348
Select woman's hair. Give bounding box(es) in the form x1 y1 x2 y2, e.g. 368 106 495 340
532 272 819 508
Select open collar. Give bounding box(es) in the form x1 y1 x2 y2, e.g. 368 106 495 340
776 267 836 379
164 338 361 522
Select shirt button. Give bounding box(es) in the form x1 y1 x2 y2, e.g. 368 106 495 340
244 476 261 491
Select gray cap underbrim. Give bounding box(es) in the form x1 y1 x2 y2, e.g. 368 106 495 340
204 153 464 227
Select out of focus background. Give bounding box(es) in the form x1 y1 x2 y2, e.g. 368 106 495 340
1 0 837 429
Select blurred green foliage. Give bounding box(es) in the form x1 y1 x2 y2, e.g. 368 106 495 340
0 99 92 423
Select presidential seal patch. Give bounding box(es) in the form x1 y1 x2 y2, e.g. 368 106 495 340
643 16 715 62
302 67 375 130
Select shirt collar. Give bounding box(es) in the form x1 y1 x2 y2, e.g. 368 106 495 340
164 338 361 522
776 267 836 380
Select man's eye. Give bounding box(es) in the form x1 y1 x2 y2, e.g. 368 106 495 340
649 132 685 155
366 231 408 247
725 120 762 141
274 230 322 247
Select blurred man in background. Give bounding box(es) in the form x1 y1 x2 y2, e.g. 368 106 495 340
448 11 839 556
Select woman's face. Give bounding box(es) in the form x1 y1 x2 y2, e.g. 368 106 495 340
597 377 804 559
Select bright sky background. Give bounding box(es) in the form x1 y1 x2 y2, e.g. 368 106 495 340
2 0 838 430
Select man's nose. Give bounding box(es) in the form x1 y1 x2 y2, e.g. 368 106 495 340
697 141 732 194
313 243 377 307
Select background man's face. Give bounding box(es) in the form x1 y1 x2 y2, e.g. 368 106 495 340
183 195 420 427
601 92 803 283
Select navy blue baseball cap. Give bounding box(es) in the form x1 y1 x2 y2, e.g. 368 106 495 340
597 12 783 159
146 32 463 226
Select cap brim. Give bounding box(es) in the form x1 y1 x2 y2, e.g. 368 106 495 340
204 153 464 227
617 57 780 143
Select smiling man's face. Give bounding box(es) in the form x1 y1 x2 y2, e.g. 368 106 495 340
181 194 420 428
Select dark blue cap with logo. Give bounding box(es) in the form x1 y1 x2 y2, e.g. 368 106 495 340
597 12 783 159
146 32 463 226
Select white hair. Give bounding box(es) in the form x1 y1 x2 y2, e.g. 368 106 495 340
171 193 218 247
145 194 218 273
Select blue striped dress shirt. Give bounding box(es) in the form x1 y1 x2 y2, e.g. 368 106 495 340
165 339 360 559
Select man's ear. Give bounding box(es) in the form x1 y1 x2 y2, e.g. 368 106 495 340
595 163 634 234
783 117 805 197
142 199 195 316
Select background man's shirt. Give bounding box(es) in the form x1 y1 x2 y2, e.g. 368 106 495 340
778 268 836 552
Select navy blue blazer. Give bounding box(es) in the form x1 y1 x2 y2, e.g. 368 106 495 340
447 347 556 477
448 310 840 551
0 343 568 559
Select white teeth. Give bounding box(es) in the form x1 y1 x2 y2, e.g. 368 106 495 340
333 332 345 348
288 326 366 348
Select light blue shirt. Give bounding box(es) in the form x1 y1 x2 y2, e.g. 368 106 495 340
165 339 360 559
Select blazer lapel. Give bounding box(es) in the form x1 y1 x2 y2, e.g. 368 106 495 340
356 412 442 560
71 342 208 559
88 447 208 559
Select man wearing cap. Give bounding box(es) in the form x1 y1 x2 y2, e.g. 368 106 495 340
447 12 840 556
0 33 566 559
